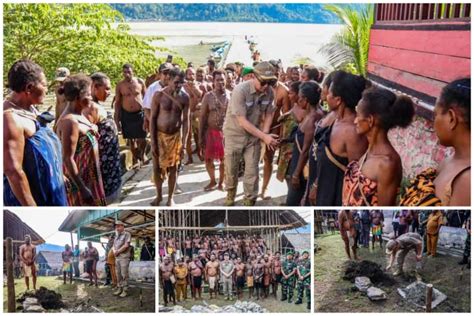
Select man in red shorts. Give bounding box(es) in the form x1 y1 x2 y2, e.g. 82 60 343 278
199 69 230 191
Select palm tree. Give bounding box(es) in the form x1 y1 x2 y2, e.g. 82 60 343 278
319 4 374 77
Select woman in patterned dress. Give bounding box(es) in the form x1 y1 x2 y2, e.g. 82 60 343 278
343 87 414 206
83 72 122 204
56 74 106 206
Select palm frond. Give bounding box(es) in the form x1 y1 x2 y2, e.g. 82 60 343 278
319 4 374 76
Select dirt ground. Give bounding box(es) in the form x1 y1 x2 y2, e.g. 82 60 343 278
159 286 309 313
315 233 471 313
4 276 155 313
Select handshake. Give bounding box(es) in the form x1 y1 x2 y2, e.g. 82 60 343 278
262 133 280 150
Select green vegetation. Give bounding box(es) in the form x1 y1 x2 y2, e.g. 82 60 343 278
111 4 340 24
318 4 374 76
3 4 186 85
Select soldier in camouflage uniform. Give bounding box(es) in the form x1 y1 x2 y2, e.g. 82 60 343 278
280 251 297 303
295 250 311 310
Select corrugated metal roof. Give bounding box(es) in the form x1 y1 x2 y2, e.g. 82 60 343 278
37 251 63 270
36 243 64 253
282 232 311 251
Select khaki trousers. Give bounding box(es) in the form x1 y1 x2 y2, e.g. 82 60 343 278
224 138 260 201
115 257 130 289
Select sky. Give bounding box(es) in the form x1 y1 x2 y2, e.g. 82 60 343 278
9 209 106 256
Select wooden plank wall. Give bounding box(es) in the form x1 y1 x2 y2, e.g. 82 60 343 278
368 22 470 108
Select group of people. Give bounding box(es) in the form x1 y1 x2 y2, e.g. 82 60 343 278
159 234 311 310
4 54 470 207
336 210 471 276
4 61 121 206
17 221 149 298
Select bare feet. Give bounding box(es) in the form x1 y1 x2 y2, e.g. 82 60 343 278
204 181 217 191
184 159 193 165
217 184 224 191
259 192 271 200
166 198 175 206
150 196 162 206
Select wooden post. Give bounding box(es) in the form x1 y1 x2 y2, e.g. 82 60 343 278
6 237 16 312
426 283 433 313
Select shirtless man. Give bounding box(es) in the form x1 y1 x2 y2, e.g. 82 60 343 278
338 210 359 260
199 70 229 191
183 67 203 164
184 237 193 258
272 251 282 297
189 255 203 300
150 68 190 206
159 256 176 306
245 257 254 298
262 255 272 298
235 257 246 299
206 59 216 81
398 210 412 236
205 254 219 299
261 60 290 199
193 236 201 255
19 235 37 291
196 68 212 94
253 256 264 300
114 64 147 167
370 210 385 249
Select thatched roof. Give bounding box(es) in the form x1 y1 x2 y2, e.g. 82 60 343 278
160 209 306 231
3 210 45 244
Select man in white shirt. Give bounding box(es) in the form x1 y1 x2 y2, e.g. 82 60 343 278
142 62 172 131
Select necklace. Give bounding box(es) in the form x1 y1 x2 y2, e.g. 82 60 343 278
213 91 228 129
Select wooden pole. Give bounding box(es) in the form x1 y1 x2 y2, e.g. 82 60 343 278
426 283 433 313
6 237 16 312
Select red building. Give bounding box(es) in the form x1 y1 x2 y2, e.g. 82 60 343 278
367 3 470 179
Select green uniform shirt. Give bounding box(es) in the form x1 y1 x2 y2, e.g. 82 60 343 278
297 258 311 286
282 259 297 282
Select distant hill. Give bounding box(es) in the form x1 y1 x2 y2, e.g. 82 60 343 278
111 4 342 24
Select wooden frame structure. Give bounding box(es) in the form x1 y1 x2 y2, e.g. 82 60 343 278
159 209 306 254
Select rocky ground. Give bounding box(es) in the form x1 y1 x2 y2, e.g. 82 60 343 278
314 233 471 313
158 287 309 313
4 276 155 313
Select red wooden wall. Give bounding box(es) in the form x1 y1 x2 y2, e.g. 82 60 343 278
368 4 470 179
368 4 471 118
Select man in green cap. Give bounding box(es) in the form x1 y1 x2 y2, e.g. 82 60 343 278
241 67 254 81
295 250 311 309
280 251 297 303
223 61 279 206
